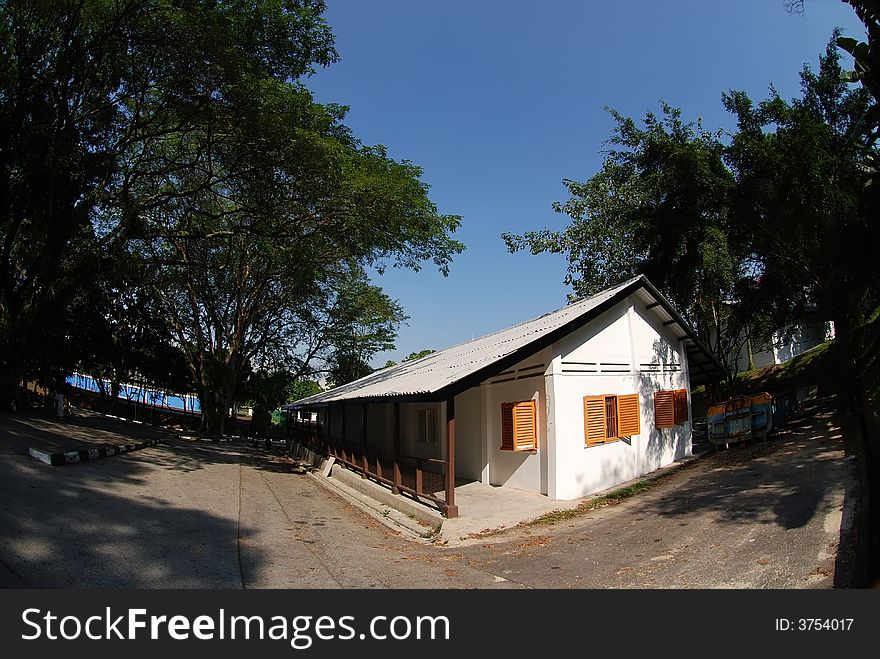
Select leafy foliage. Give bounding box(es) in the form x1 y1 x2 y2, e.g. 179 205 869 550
507 37 879 381
724 40 879 340
404 349 436 362
0 1 464 431
504 103 748 371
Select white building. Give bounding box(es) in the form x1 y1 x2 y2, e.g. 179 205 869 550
728 313 835 373
283 276 724 517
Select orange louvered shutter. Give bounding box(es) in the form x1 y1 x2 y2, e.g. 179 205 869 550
673 389 689 424
654 390 674 429
583 396 607 445
617 394 641 437
501 401 537 451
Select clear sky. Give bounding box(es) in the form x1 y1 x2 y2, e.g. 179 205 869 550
304 0 866 366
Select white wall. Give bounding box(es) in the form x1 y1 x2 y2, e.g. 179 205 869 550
549 297 691 500
481 348 551 495
454 387 483 481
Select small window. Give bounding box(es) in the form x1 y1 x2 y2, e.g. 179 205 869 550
501 400 537 451
584 393 640 446
654 391 675 429
655 389 688 428
418 409 436 443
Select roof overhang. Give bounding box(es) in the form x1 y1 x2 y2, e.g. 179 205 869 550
283 276 726 409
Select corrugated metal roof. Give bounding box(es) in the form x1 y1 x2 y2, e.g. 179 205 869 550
285 277 644 408
284 275 725 408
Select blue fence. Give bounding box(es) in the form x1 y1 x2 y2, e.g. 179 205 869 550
66 373 201 413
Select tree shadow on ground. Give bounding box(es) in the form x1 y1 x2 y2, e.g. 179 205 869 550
0 414 297 588
0 457 269 588
638 398 848 532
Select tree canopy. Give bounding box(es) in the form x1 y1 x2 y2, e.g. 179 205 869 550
0 1 464 430
506 37 879 379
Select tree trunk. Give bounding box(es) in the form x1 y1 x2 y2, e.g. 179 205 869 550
197 363 241 437
199 385 228 437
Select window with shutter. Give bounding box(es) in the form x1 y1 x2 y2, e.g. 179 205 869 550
617 393 641 437
418 409 436 443
654 390 675 429
583 395 607 445
585 393 641 445
500 400 537 451
673 389 689 424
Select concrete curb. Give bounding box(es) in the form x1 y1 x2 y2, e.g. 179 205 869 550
28 438 164 466
306 469 438 542
284 440 440 541
329 463 443 530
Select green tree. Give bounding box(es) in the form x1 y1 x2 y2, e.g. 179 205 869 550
503 104 749 373
508 37 878 387
1 1 463 433
787 2 880 176
324 273 407 387
62 272 188 405
724 39 879 358
287 378 323 403
0 0 337 398
403 349 436 362
237 369 295 436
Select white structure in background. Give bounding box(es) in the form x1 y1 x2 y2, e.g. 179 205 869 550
284 276 724 516
729 312 835 373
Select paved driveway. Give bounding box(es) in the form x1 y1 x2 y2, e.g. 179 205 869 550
0 399 858 588
0 412 513 588
448 399 858 588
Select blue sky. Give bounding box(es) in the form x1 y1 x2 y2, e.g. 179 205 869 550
304 0 866 365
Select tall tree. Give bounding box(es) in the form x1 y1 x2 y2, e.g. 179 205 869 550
323 273 406 388
787 1 880 177
1 1 463 430
0 0 337 399
133 83 459 433
724 39 879 355
503 104 749 372
506 39 878 380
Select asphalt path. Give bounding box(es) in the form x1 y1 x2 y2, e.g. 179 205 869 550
0 412 514 588
0 399 857 588
448 399 858 588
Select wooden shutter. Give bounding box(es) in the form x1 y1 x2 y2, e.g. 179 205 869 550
617 394 641 437
583 396 607 445
673 389 689 424
654 390 674 429
418 409 436 442
501 401 537 451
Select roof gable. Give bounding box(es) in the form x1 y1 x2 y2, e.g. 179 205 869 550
284 276 724 408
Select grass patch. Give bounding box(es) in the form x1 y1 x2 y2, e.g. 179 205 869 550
526 480 654 527
693 339 840 415
733 340 837 393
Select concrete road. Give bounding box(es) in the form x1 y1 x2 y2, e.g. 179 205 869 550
448 399 858 588
0 399 858 588
0 412 515 588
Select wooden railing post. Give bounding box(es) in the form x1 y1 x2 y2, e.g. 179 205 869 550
445 397 459 518
361 403 369 478
415 459 424 495
392 402 401 494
